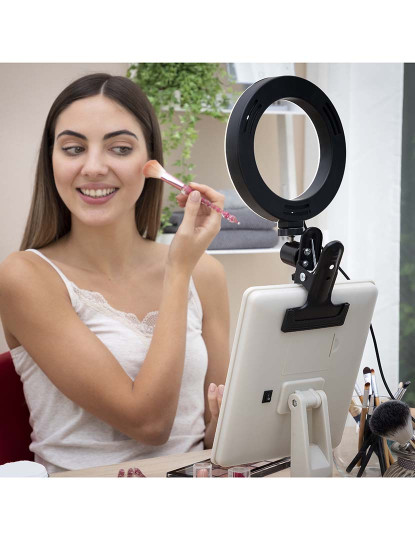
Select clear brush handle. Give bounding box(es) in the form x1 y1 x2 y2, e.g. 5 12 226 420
180 185 240 224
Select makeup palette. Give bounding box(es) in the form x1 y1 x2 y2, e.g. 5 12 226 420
166 456 290 478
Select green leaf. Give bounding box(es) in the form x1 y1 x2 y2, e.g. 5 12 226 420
127 62 238 229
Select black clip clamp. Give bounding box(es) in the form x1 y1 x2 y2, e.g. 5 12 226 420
280 227 350 332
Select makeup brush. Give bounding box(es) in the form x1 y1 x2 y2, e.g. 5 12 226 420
371 368 393 467
394 381 403 399
364 392 386 474
396 381 411 401
357 438 378 477
363 367 372 397
370 400 415 451
346 431 377 473
349 399 361 423
358 382 371 460
143 160 240 225
368 393 375 417
371 369 379 408
355 382 363 404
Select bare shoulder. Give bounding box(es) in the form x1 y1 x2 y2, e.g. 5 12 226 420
0 250 68 302
192 254 228 314
0 251 38 286
193 253 226 283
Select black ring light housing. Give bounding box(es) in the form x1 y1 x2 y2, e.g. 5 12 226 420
225 76 349 333
225 75 346 236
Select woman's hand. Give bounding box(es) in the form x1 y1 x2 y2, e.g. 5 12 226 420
203 382 224 448
166 183 224 276
207 382 224 423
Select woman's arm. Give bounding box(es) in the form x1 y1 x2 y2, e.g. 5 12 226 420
0 252 193 445
0 186 225 447
193 253 230 449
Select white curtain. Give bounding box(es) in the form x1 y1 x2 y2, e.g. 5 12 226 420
305 63 404 395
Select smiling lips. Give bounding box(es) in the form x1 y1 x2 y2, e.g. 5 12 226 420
76 187 119 205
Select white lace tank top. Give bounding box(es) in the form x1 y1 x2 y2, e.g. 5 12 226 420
10 249 208 474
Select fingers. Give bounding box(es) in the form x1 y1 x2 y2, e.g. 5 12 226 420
208 383 224 421
179 189 201 234
189 182 225 209
217 384 224 409
208 383 219 419
176 182 225 210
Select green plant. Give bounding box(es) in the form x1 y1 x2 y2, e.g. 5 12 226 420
127 63 235 232
399 132 415 407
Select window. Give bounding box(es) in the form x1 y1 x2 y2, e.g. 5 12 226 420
399 63 415 406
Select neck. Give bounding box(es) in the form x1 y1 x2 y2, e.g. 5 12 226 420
63 215 152 281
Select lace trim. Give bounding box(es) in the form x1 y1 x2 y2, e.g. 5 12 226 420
70 282 193 337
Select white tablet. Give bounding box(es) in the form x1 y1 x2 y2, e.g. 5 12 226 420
211 280 378 467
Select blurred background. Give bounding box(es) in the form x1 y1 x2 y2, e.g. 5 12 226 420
0 62 412 406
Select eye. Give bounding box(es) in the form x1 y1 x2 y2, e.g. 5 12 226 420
111 146 132 156
62 146 84 155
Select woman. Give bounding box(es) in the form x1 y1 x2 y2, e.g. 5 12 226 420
0 73 230 473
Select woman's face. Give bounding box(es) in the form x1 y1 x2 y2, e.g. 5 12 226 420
52 95 149 228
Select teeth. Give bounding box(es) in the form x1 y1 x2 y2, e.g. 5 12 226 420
79 188 116 198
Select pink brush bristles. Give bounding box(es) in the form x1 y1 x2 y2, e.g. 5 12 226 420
143 160 240 225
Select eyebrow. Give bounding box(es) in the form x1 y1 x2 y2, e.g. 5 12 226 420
56 129 138 141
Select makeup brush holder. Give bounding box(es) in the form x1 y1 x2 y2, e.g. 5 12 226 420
384 444 415 477
333 425 382 477
333 397 395 477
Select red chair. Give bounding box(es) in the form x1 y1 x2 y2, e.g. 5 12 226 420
0 350 34 464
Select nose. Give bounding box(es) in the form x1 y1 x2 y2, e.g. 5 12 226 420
80 149 109 177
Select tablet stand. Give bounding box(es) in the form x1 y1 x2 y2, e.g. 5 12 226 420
288 388 333 477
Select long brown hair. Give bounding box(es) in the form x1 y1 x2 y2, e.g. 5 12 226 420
20 73 164 250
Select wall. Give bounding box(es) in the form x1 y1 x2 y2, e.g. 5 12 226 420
306 63 403 396
0 63 297 353
0 63 130 352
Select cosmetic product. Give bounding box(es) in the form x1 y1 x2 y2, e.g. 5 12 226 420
228 466 251 477
193 461 212 478
370 400 415 451
117 467 145 477
167 457 290 478
143 160 240 225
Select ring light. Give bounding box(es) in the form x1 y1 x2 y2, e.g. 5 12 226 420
225 76 346 235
